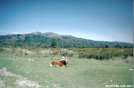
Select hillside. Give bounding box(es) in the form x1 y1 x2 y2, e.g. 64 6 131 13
0 32 133 48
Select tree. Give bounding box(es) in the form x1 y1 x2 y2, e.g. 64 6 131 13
114 44 122 48
51 40 57 48
105 45 109 48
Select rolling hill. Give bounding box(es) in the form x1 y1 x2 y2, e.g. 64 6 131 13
0 32 133 48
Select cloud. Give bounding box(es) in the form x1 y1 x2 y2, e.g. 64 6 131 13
0 30 9 35
0 30 30 35
9 31 31 35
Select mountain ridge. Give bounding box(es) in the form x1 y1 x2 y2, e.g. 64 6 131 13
30 32 133 44
0 32 133 48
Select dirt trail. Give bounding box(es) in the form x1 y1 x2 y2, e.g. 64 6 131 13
0 68 41 88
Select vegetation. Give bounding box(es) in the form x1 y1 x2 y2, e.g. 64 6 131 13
51 40 57 48
1 46 133 60
0 47 133 88
0 32 133 48
0 32 133 87
74 48 133 60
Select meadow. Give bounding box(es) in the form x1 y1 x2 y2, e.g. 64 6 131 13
0 47 133 88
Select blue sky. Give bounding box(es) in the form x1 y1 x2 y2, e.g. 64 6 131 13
0 0 133 43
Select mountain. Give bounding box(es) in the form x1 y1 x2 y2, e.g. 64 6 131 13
0 32 133 48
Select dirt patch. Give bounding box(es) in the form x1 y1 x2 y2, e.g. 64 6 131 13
0 80 5 88
0 68 41 88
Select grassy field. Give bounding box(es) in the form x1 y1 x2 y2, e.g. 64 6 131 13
0 48 133 88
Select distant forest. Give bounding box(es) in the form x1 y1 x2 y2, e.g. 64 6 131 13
0 32 133 48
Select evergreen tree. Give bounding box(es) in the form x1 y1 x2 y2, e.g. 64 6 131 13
114 44 122 48
105 45 109 48
51 40 57 48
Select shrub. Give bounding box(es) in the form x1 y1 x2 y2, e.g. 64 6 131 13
0 47 4 52
77 48 133 60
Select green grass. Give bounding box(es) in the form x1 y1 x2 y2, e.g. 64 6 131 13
0 51 133 88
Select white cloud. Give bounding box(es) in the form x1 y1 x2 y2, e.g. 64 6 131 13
0 30 31 35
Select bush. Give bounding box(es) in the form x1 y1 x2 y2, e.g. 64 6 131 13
77 48 133 60
0 47 4 52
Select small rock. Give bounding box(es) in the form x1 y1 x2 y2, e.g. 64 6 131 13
129 69 133 71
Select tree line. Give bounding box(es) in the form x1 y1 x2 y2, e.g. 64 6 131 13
0 34 133 48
